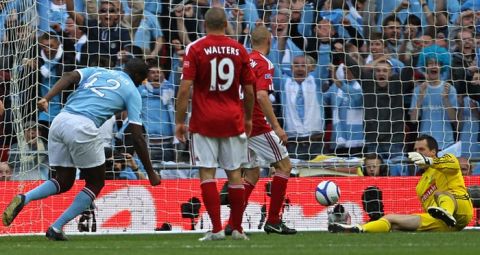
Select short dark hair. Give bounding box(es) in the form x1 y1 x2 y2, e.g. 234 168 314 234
38 32 60 42
205 7 227 31
124 58 149 81
369 32 384 42
382 15 401 27
406 14 421 26
416 134 439 154
363 153 388 176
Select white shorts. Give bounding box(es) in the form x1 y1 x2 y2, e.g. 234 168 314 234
48 112 105 168
243 131 289 168
190 133 248 170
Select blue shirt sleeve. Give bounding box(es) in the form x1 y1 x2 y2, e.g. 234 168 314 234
76 67 98 84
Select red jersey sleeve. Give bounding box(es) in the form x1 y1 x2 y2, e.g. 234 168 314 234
239 49 256 86
181 44 197 80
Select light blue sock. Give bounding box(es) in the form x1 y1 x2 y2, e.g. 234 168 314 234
24 179 60 205
52 188 94 230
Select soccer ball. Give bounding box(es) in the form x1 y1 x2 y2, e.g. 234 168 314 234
315 180 341 206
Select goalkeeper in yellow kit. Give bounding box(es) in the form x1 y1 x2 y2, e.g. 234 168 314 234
329 134 473 233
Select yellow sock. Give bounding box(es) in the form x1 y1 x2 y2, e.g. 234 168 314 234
437 194 455 215
362 218 391 233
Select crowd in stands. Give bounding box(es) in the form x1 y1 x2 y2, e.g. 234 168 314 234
1 0 480 179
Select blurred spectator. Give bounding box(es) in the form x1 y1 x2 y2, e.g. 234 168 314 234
36 32 76 132
168 39 185 89
138 64 176 162
66 0 131 66
319 0 364 47
458 157 472 176
458 71 480 159
451 29 477 96
104 148 146 180
382 15 402 59
364 32 404 75
172 2 202 47
398 13 434 65
306 18 336 86
341 52 406 161
37 0 84 34
361 153 389 176
225 2 248 42
376 0 458 32
410 57 458 150
8 121 49 180
325 63 364 156
127 0 165 59
62 17 89 67
279 55 325 160
267 9 290 89
0 161 12 181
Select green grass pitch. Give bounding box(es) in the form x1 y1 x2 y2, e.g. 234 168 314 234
1 231 479 255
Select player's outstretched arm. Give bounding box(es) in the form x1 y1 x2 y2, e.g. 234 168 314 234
175 79 192 143
127 123 161 186
37 71 81 112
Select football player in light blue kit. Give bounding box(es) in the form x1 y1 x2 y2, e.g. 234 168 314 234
2 58 161 241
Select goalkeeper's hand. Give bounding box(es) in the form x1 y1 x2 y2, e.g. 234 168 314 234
408 152 433 166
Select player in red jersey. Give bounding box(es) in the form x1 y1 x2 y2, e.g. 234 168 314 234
175 7 255 241
225 26 296 235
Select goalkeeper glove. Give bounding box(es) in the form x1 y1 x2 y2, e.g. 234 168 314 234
408 152 433 166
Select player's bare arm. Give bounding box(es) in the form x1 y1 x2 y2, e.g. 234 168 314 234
126 123 161 186
175 79 193 143
243 84 254 136
257 89 287 145
37 71 81 112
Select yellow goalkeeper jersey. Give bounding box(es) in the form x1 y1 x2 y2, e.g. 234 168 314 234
416 153 470 212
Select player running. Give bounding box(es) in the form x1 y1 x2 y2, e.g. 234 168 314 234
329 134 473 233
2 58 161 240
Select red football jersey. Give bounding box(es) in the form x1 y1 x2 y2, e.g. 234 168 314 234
182 35 256 137
249 50 275 137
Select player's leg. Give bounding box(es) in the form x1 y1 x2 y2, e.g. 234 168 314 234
427 191 458 227
219 134 248 240
49 165 105 236
2 114 75 227
264 157 296 234
192 133 225 241
329 214 422 233
225 149 260 234
1 167 75 227
46 112 105 240
225 168 248 240
243 167 260 206
249 131 295 234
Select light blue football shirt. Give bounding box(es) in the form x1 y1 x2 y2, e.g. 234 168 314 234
63 67 142 127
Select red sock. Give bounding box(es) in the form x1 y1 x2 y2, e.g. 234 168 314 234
243 181 255 209
228 184 245 232
228 181 255 226
201 180 222 233
267 173 289 224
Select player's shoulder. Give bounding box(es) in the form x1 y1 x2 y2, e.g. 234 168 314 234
185 36 209 53
249 51 273 70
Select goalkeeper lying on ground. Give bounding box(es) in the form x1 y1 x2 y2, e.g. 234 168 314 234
330 134 473 233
